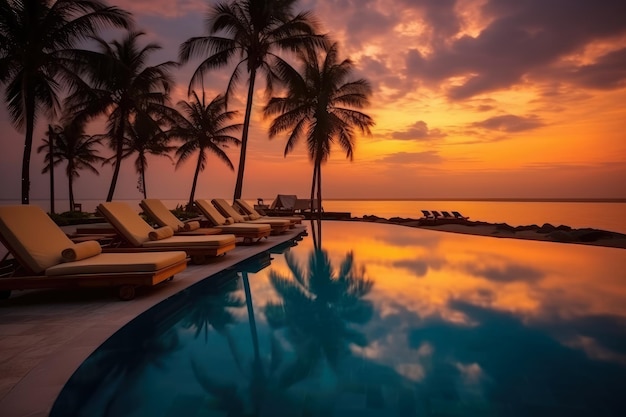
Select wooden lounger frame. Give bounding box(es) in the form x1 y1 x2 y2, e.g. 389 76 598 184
0 234 187 301
103 241 236 264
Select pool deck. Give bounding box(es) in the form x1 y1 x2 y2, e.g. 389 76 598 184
0 224 308 417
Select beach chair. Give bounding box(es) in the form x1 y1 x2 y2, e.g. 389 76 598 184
211 199 291 235
421 210 435 220
0 205 187 300
452 211 469 220
233 199 303 225
97 202 237 264
193 199 272 244
431 210 444 220
441 211 456 220
139 199 221 236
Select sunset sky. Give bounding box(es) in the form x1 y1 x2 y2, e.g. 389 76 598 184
1 0 625 202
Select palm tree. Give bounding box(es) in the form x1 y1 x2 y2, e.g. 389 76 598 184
264 248 374 386
0 0 131 204
264 43 374 215
37 118 104 212
64 30 177 201
103 112 175 199
179 0 326 200
167 92 241 209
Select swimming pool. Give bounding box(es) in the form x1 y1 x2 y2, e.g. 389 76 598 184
51 221 626 416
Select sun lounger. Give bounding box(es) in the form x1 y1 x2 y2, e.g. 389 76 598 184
193 199 272 243
139 199 221 236
211 198 291 235
421 210 435 220
441 211 456 220
233 199 303 225
0 205 187 300
452 211 469 220
97 202 237 264
431 210 444 220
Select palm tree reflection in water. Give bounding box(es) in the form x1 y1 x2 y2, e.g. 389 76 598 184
193 222 375 415
265 219 374 386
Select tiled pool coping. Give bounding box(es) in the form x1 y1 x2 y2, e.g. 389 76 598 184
0 225 307 417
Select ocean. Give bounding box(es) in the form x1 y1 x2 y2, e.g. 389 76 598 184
3 198 625 234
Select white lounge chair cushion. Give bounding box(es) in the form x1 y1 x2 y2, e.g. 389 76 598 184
98 202 154 246
61 241 102 262
212 199 248 222
141 234 236 248
183 221 200 231
46 251 187 276
0 205 75 273
149 226 174 241
216 223 272 233
194 199 232 226
140 199 186 231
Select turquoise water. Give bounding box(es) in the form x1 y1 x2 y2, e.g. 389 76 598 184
51 221 626 416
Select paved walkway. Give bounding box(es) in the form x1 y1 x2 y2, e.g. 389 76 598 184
0 225 307 417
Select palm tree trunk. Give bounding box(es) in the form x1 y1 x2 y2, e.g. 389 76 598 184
48 126 55 214
316 160 323 219
188 153 203 209
68 168 75 213
310 163 317 211
21 92 36 205
141 155 147 199
233 68 257 201
241 269 265 413
106 115 127 202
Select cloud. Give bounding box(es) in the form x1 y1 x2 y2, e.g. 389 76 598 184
403 0 626 99
464 263 544 283
376 151 443 165
562 47 626 90
392 120 447 141
394 257 445 277
472 114 544 132
116 0 205 18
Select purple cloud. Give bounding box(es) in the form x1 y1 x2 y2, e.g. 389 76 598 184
562 48 626 90
472 114 544 132
377 151 442 164
404 0 626 99
392 120 447 140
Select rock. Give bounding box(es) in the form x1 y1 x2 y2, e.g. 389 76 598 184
495 223 516 232
537 223 556 234
362 215 382 222
515 224 540 232
389 216 413 223
571 229 612 242
548 230 577 242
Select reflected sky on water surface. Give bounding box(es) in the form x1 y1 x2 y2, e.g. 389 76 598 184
52 221 626 417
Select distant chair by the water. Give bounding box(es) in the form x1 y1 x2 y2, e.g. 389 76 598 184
420 210 437 224
441 211 456 220
431 210 444 220
452 211 469 220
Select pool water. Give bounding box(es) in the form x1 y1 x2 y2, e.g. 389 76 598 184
51 221 626 416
